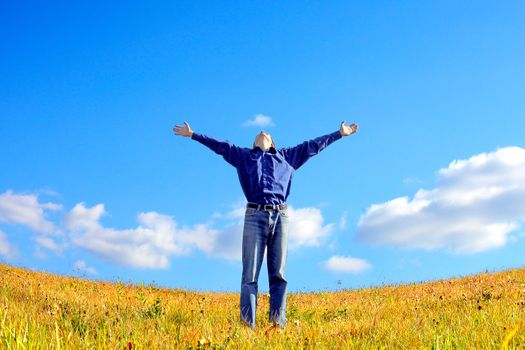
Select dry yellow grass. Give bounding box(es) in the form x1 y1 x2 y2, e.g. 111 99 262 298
1 263 525 349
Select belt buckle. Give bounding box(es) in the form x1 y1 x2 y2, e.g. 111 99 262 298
263 204 274 211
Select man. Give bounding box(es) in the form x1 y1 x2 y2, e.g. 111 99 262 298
173 120 358 329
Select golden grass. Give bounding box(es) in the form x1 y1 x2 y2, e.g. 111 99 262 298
1 263 525 349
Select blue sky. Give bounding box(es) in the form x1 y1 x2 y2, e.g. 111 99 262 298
1 1 525 292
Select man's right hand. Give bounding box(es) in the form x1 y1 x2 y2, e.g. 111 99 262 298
173 121 193 137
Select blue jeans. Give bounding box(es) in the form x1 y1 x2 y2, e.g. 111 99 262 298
240 205 289 328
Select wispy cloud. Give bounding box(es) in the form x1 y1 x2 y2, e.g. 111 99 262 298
34 236 67 255
0 190 65 256
73 260 97 275
357 147 525 254
338 211 348 230
402 177 424 185
242 114 275 127
0 190 61 233
324 255 371 274
0 230 18 260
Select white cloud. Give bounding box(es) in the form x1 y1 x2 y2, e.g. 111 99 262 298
63 201 335 267
64 203 219 269
34 236 67 254
73 260 97 275
242 114 275 127
397 257 421 269
357 147 525 254
64 202 105 232
402 177 424 185
338 211 348 230
288 206 334 248
324 255 371 274
0 230 18 260
206 204 335 260
0 188 336 267
209 222 243 260
213 199 249 220
34 188 61 197
0 190 61 233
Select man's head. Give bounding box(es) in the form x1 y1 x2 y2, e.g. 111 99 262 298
253 131 274 152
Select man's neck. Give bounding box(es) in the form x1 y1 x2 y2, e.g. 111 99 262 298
254 146 276 153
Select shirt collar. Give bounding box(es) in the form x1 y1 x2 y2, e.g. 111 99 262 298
253 146 277 154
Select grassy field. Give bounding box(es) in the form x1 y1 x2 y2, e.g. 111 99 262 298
1 263 525 349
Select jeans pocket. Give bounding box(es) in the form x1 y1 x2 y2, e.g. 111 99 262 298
245 208 257 216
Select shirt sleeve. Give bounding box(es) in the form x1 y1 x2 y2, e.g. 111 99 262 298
191 132 244 167
279 130 342 170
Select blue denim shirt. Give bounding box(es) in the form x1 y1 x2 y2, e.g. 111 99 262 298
191 130 342 204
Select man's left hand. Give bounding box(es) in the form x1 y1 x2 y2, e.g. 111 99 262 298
340 121 358 136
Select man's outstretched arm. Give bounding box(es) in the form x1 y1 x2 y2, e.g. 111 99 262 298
280 120 358 170
173 121 243 167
